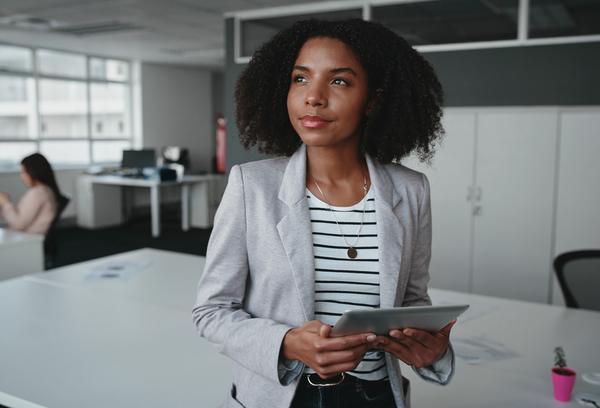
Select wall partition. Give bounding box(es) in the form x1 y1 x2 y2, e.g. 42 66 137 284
229 0 600 64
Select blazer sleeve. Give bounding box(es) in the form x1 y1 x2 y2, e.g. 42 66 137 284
401 172 456 385
192 165 294 385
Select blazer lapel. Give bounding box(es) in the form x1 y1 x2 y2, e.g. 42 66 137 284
277 145 315 322
366 155 405 309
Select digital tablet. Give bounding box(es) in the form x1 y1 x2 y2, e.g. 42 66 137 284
329 304 470 337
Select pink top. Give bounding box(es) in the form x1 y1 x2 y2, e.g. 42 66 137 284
1 185 58 235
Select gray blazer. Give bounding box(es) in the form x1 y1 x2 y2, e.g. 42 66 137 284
193 145 454 408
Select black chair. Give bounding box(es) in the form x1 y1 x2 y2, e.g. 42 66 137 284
553 250 600 311
44 194 71 270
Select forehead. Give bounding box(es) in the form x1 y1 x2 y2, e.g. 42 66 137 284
294 37 363 70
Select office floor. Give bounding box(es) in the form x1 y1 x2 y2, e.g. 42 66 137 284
50 209 212 269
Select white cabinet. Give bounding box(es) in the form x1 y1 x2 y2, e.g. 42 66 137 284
471 110 557 302
552 110 600 305
404 107 560 303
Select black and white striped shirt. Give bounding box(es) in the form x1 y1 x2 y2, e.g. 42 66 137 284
304 187 388 381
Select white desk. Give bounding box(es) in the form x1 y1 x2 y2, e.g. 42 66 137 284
2 249 599 408
0 227 44 281
0 249 232 408
77 174 225 237
406 289 600 407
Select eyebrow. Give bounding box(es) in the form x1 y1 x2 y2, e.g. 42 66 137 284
293 66 357 76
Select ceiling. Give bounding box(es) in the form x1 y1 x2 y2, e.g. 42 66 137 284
0 0 339 69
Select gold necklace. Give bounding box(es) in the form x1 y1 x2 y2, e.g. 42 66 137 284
310 170 368 259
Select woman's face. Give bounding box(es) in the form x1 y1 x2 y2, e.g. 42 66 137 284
287 37 372 151
20 165 34 187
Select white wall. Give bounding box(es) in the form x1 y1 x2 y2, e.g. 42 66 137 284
141 63 214 174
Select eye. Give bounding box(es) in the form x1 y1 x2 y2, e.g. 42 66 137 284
332 78 349 86
293 75 307 83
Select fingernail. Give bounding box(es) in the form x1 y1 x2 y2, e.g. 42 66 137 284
367 335 376 342
390 331 401 339
404 329 413 337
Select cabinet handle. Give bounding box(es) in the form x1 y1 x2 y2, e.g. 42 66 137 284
473 205 482 216
475 187 482 202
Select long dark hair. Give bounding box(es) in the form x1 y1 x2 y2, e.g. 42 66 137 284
21 153 62 202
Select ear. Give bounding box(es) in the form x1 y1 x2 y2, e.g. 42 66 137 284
365 88 381 117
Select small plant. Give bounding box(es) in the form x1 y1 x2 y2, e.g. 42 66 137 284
553 347 573 376
554 347 567 368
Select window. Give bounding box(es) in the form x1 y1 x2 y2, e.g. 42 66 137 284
0 44 132 168
372 0 520 46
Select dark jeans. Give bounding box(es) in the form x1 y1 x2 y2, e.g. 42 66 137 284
291 374 397 408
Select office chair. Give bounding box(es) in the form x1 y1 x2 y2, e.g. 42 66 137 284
554 250 600 311
44 194 71 270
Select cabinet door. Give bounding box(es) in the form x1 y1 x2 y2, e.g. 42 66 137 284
552 110 600 305
402 110 475 292
472 110 558 303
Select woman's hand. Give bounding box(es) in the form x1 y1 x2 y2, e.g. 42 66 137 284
281 320 376 379
0 192 10 207
372 319 456 368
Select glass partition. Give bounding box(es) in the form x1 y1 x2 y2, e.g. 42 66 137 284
372 0 520 46
529 0 600 39
240 8 363 58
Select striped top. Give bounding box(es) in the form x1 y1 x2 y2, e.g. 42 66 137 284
304 187 389 381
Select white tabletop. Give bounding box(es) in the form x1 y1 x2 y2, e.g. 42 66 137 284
2 248 599 408
0 249 231 408
81 174 220 187
406 289 600 408
25 248 205 310
0 227 44 248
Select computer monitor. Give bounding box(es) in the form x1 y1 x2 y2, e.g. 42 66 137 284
121 149 155 169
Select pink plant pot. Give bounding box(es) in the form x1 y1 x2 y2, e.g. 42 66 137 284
552 367 577 402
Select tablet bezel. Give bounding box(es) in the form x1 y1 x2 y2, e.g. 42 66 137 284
329 304 470 337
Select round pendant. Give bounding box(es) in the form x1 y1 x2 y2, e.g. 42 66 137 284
347 247 358 259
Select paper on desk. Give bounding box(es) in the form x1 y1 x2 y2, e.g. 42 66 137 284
452 334 521 365
84 260 151 282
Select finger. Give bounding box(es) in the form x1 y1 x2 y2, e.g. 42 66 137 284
402 328 434 347
437 319 457 337
374 337 419 366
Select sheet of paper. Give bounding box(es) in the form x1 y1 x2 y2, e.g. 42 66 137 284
84 260 151 282
452 334 521 365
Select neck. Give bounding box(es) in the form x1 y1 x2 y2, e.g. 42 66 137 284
306 144 365 183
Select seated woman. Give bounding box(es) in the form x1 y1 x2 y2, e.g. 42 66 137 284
0 153 61 235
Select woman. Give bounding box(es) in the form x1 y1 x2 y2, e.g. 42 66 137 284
0 153 61 235
193 19 454 408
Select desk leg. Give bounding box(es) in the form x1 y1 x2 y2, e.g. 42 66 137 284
151 186 160 237
182 185 190 231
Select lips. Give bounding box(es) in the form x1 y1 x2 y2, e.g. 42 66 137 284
301 115 331 128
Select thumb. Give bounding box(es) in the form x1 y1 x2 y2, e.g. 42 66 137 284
319 323 332 338
437 319 457 338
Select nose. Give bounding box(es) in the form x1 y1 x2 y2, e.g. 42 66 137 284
305 83 327 107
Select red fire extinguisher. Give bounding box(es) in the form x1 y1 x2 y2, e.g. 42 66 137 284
216 115 226 173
